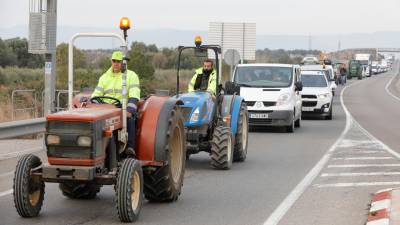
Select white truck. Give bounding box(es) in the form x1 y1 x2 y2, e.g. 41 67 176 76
355 54 372 77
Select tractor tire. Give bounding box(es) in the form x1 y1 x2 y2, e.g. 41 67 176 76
116 158 143 222
211 126 234 170
59 182 101 199
13 154 45 217
144 106 186 202
233 102 248 162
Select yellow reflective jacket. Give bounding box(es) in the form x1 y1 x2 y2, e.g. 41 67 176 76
188 68 217 95
91 68 140 103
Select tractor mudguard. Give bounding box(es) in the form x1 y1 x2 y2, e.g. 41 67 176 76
136 96 183 162
154 98 183 161
220 95 244 135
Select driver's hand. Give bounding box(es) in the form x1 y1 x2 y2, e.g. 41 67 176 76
80 96 89 103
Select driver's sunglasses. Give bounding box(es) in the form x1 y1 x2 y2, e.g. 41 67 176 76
112 59 122 63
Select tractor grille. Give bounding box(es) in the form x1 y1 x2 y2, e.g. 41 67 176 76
302 95 317 99
302 101 318 107
181 107 193 122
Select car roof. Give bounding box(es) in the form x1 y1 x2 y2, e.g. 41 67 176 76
301 64 333 71
237 63 296 68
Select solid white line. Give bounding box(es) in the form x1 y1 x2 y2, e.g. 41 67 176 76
332 157 393 160
262 82 354 225
384 71 400 102
314 182 400 188
0 189 12 198
328 164 400 168
370 199 391 212
321 172 400 177
335 151 385 155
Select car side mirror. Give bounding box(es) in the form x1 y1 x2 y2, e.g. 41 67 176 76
295 81 303 91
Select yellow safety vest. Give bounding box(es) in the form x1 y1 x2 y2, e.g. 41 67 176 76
188 68 217 95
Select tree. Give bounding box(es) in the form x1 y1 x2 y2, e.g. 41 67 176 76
56 43 87 89
128 45 155 81
0 38 17 67
5 38 44 68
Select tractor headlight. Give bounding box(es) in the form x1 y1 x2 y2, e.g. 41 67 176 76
77 136 92 147
318 93 330 99
276 93 291 106
47 135 60 145
190 107 200 123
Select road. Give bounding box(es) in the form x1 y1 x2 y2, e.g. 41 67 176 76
0 66 399 225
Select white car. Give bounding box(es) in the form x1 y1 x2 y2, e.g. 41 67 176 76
232 63 303 132
301 64 337 96
300 71 333 120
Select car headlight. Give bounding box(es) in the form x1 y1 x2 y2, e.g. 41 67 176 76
318 93 331 99
276 93 291 106
77 136 92 147
190 107 200 122
47 135 60 145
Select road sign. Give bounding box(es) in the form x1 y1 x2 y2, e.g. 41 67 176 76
224 49 241 66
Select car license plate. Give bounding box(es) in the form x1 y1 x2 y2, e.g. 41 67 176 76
249 113 269 119
302 107 314 112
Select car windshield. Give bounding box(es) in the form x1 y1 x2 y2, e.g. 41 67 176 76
301 74 328 87
234 66 293 88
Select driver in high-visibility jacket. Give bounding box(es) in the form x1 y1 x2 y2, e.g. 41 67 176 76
91 50 140 157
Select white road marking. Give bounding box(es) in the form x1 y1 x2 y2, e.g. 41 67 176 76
328 164 400 168
384 72 400 102
370 199 391 212
0 147 43 161
321 172 400 177
314 182 400 188
335 150 385 154
262 82 355 225
0 189 12 197
332 157 393 160
366 219 389 225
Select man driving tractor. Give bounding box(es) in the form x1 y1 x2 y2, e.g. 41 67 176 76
91 50 140 156
188 59 217 95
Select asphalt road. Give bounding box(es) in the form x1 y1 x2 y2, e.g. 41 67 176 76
1 65 399 225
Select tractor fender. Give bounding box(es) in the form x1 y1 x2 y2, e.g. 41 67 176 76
220 95 244 135
137 96 184 162
154 98 183 161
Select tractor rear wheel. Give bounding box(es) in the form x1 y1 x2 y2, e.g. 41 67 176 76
144 106 186 202
13 154 45 217
233 102 248 162
211 126 233 169
116 158 143 222
59 182 101 199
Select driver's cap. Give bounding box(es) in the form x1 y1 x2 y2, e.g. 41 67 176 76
111 51 123 61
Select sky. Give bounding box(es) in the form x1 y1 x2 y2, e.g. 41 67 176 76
1 0 400 35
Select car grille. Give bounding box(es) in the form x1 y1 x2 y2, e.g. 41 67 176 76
245 101 276 107
302 95 317 99
249 118 273 125
302 101 317 107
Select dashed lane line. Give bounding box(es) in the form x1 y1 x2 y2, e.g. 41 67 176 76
328 164 400 168
314 182 400 188
332 157 393 160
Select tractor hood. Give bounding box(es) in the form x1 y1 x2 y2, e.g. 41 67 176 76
176 91 214 126
47 107 121 122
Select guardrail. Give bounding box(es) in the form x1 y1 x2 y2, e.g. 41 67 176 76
0 118 46 139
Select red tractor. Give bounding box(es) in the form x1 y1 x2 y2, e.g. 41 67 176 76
13 18 186 222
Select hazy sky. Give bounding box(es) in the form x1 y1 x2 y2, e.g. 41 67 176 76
1 0 399 35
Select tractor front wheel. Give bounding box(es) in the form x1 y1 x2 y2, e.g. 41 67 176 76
211 126 234 169
116 158 143 222
13 154 45 217
233 102 248 162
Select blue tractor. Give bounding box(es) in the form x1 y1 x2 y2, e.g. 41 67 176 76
176 37 249 170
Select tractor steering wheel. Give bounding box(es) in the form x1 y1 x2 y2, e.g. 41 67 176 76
90 96 122 108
